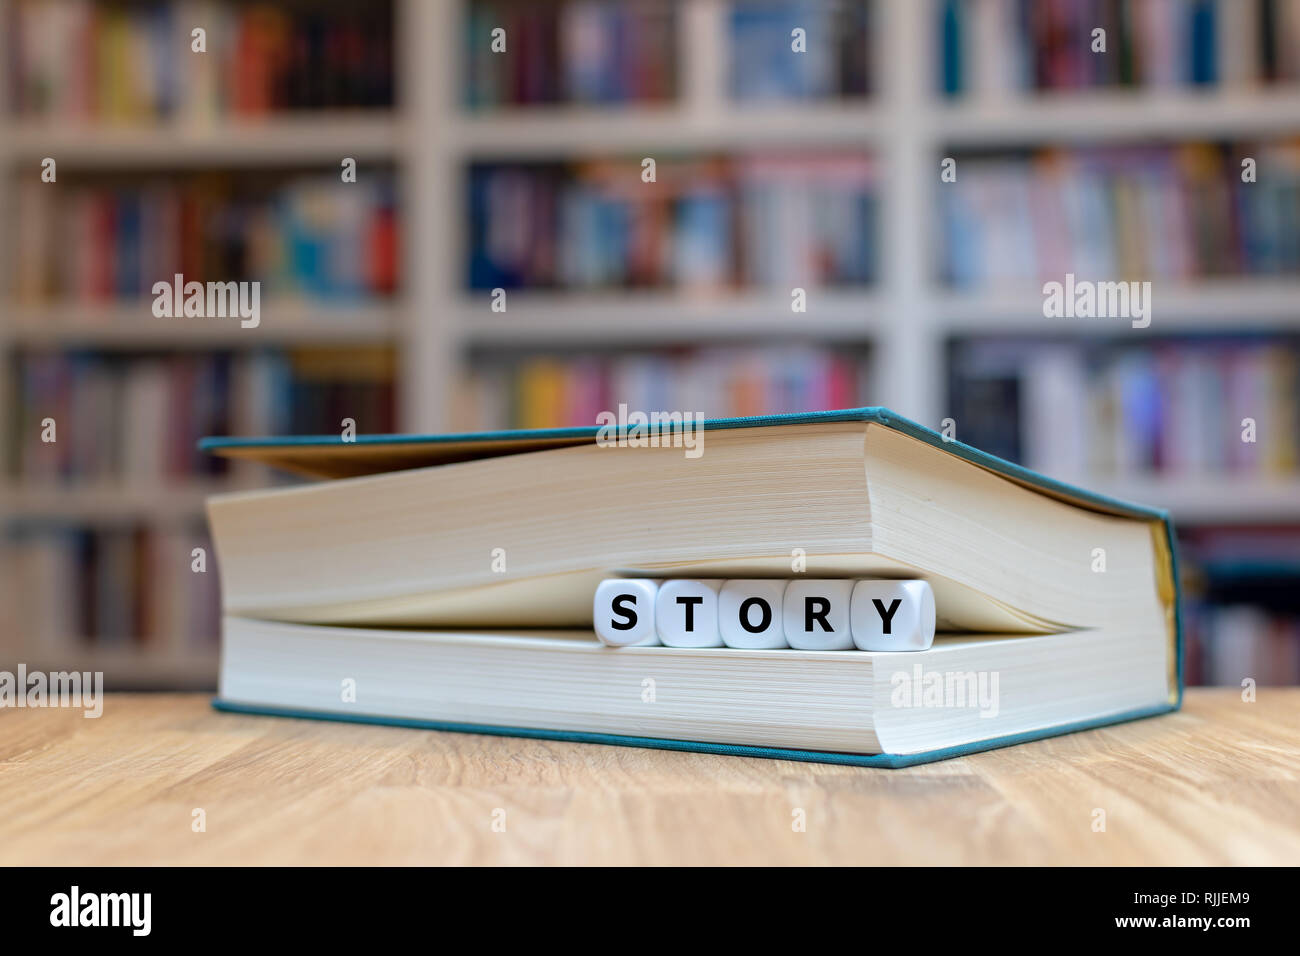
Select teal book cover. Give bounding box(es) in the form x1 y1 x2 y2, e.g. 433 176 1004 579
202 407 1183 768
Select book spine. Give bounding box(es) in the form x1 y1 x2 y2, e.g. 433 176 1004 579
939 140 1300 287
467 156 877 292
938 0 1299 92
13 171 400 303
948 338 1300 482
8 0 394 121
455 345 869 432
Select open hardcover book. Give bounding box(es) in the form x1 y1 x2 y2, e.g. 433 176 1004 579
202 408 1181 767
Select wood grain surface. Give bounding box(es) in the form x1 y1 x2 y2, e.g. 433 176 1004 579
1 689 1296 865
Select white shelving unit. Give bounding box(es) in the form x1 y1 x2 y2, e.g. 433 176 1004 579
1086 477 1300 524
425 0 920 425
5 301 401 348
5 113 403 167
935 279 1300 333
4 0 1300 686
933 87 1300 144
426 0 1300 450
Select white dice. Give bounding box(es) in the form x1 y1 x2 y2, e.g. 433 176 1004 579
782 579 855 650
850 579 936 651
718 579 788 649
593 578 661 646
593 577 936 650
655 579 724 647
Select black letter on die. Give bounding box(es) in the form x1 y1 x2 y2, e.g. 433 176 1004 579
739 597 772 633
805 596 832 632
611 594 638 631
676 595 704 631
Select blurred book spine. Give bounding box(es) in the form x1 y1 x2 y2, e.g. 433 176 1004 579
454 345 866 430
938 141 1300 287
1181 525 1300 684
13 172 399 302
938 0 1300 96
947 337 1300 479
463 0 677 109
1185 603 1300 685
9 347 396 484
466 154 877 291
4 520 219 650
6 0 395 121
729 0 873 101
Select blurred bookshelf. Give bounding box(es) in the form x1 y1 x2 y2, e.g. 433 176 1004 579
928 0 1300 688
0 0 403 688
2 0 1299 688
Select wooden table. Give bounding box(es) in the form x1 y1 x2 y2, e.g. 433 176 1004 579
2 689 1296 865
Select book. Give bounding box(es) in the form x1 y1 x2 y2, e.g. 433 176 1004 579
938 140 1300 288
728 0 873 102
465 155 877 292
13 172 400 304
1181 523 1300 686
4 519 219 650
7 0 394 122
938 0 1297 96
463 0 677 109
455 346 866 431
202 408 1181 766
947 336 1300 480
11 349 396 485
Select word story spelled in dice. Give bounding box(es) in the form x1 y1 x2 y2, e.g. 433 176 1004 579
593 578 935 650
